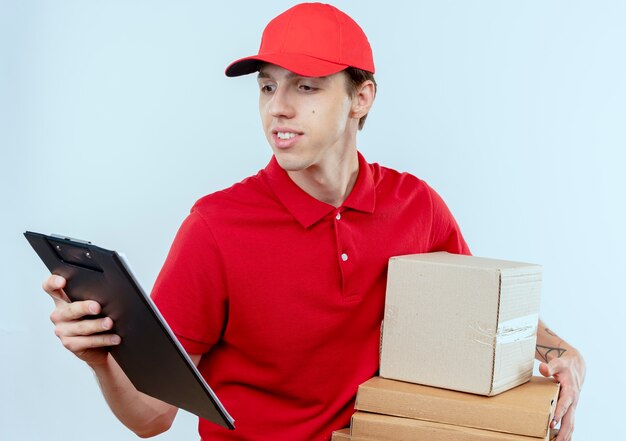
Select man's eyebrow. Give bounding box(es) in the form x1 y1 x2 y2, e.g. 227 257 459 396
257 70 330 81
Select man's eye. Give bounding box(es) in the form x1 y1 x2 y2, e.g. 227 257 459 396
299 84 316 92
260 84 276 93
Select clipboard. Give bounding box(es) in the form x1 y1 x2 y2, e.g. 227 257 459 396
24 231 235 430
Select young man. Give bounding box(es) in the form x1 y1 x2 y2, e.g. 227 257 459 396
42 3 585 441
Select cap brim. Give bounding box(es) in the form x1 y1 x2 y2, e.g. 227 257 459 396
225 53 349 78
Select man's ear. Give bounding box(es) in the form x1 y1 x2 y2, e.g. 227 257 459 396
350 80 376 119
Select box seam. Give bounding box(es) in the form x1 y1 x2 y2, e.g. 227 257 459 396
489 271 503 395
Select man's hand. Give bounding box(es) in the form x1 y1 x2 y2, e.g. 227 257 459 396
536 321 586 441
43 274 121 366
42 274 182 436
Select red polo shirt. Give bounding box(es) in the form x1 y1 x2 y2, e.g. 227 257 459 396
151 152 470 440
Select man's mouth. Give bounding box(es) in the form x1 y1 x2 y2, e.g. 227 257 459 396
271 128 303 149
276 131 298 140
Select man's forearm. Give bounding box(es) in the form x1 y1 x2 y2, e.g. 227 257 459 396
535 319 577 363
90 354 177 437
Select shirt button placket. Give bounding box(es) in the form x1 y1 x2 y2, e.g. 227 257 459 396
336 210 348 262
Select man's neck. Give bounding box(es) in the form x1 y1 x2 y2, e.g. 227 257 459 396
286 150 359 208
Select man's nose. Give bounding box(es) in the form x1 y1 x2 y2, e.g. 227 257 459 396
269 87 295 119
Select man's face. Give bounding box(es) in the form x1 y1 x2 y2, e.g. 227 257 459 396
257 64 357 173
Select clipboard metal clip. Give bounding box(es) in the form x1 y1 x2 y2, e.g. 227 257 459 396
50 234 92 245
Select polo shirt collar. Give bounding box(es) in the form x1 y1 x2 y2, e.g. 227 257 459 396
265 151 376 229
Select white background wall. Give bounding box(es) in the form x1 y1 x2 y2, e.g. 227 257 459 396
2 1 624 439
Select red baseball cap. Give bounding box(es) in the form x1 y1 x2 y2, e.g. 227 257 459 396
225 3 375 77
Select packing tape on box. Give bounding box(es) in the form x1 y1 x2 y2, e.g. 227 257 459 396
497 313 539 344
467 321 496 346
468 313 539 346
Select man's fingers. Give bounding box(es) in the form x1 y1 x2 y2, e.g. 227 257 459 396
42 274 65 292
539 361 552 377
58 334 122 353
552 391 574 428
555 405 575 441
50 300 101 324
540 358 569 381
54 316 114 338
42 275 71 302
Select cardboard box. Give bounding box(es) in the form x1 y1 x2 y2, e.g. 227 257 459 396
331 428 351 440
346 422 559 441
355 376 559 438
380 252 542 396
350 412 555 441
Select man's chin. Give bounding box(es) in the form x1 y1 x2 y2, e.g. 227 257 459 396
273 152 310 172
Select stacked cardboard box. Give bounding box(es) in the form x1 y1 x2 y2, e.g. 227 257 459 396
331 252 557 441
332 427 559 441
380 252 543 396
331 428 351 440
350 376 559 440
332 376 559 440
333 428 559 440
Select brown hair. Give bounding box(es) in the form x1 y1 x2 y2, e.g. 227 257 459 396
344 67 377 130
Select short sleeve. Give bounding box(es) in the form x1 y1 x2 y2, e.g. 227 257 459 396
150 209 228 355
426 184 472 256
